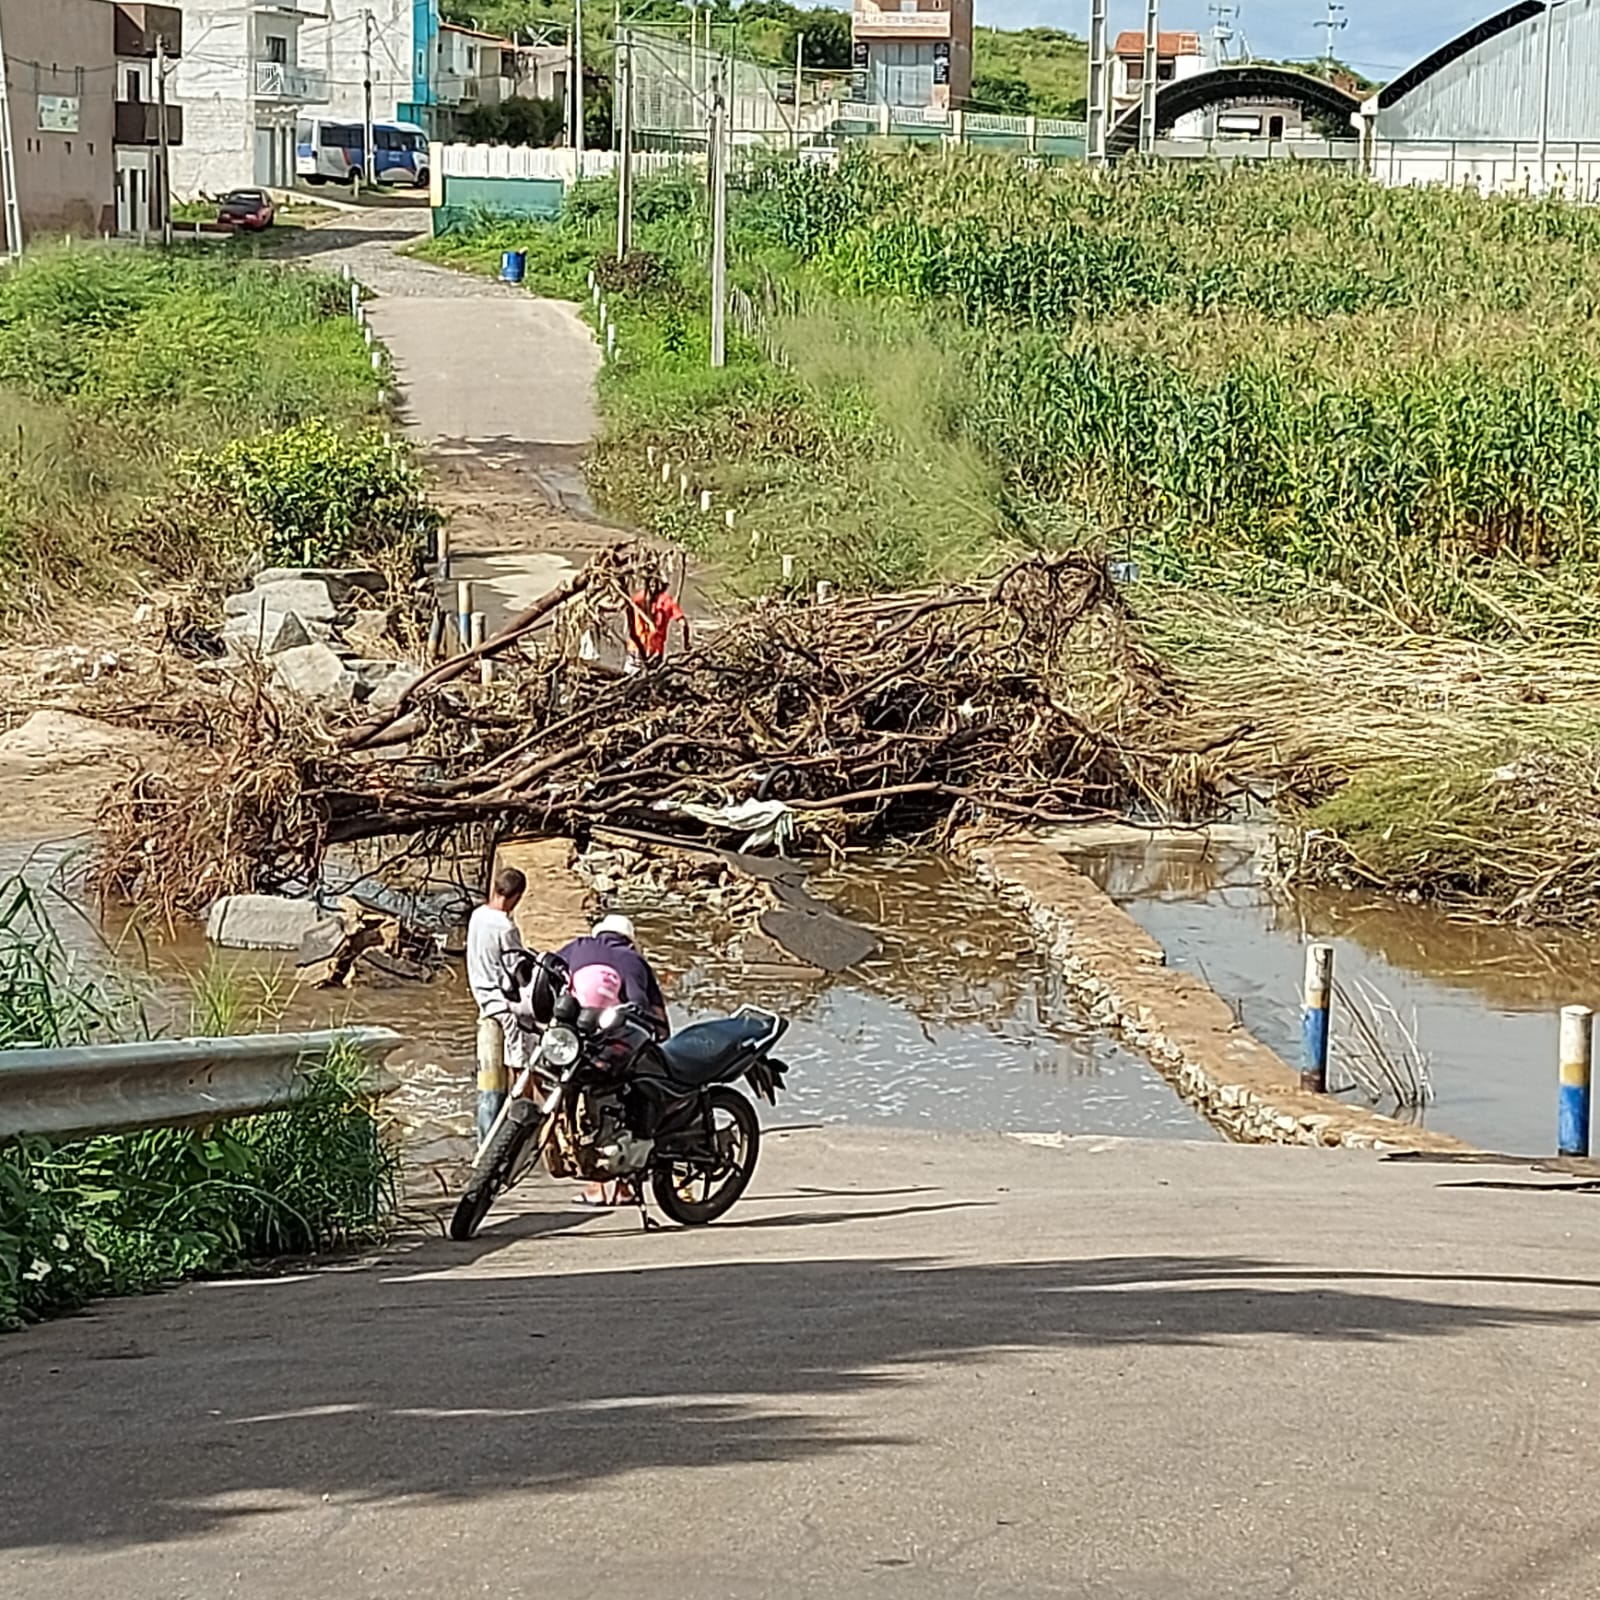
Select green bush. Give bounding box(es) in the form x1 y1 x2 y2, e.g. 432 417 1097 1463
165 419 440 568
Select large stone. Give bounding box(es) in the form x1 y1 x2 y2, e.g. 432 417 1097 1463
222 607 320 658
270 642 357 706
253 567 386 606
226 579 337 625
353 659 423 712
206 894 335 951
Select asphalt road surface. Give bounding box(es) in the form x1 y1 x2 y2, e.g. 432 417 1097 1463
5 1129 1600 1600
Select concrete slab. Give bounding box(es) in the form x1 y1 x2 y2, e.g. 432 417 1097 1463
4 1130 1600 1600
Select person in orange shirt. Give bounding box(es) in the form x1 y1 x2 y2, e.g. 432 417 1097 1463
624 575 690 672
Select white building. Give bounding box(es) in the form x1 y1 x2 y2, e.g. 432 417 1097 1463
1363 0 1600 193
300 0 416 130
1112 28 1208 134
170 0 331 194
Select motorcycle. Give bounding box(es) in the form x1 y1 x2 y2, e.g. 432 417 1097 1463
449 951 791 1242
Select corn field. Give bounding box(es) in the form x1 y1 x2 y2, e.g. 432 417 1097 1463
745 153 1600 615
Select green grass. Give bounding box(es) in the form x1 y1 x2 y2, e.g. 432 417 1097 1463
0 244 396 615
0 874 396 1332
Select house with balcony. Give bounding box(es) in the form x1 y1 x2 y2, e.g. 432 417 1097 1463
1110 29 1207 133
170 0 330 193
851 0 972 112
0 0 184 245
113 4 184 237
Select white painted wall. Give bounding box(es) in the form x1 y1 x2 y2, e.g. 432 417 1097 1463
302 0 415 126
170 6 252 194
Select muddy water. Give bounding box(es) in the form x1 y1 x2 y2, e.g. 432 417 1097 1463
1072 832 1596 1155
2 841 1208 1142
627 855 1211 1138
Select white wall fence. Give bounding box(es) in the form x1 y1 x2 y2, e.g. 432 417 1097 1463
1374 140 1600 200
435 144 691 182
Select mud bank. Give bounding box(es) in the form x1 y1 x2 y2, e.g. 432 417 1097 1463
973 839 1471 1153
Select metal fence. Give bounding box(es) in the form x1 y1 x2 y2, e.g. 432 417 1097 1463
0 1028 404 1143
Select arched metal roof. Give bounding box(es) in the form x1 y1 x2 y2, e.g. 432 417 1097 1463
1106 67 1363 157
1376 1 1543 109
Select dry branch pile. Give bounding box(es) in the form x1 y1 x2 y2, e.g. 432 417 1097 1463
97 549 1240 920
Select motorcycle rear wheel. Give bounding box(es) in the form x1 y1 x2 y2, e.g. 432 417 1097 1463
450 1109 538 1241
650 1085 761 1226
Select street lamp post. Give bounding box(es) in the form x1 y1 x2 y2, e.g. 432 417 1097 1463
1538 0 1566 191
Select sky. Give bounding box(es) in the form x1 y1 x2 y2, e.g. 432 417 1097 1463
818 1 1509 80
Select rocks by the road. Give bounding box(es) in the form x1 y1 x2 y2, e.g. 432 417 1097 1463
206 893 337 951
221 606 324 657
253 567 386 607
271 641 357 705
226 578 338 626
354 658 422 711
342 607 396 656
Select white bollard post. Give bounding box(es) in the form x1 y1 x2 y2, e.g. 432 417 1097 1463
679 473 690 497
370 350 382 372
816 579 835 605
471 612 492 685
660 461 672 484
699 489 713 513
724 508 735 531
456 580 474 648
647 445 657 467
781 554 795 583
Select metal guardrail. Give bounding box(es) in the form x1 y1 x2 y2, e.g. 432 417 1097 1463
0 1028 405 1143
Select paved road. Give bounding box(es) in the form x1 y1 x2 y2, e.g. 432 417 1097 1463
269 210 611 634
6 1130 1600 1600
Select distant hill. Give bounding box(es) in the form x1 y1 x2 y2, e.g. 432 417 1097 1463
440 0 1091 120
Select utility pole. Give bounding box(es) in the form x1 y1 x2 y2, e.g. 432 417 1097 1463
709 75 727 370
1086 0 1108 166
615 29 633 259
1139 0 1159 156
156 33 172 246
0 0 17 258
573 0 585 178
362 9 376 195
1316 0 1346 79
1538 0 1567 190
793 29 804 150
1207 1 1236 66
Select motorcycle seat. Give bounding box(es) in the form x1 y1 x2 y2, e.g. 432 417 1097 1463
656 1016 776 1086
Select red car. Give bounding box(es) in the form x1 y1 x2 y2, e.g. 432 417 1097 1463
217 189 275 231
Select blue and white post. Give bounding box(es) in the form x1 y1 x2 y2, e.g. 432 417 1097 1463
1558 1004 1593 1158
1301 943 1334 1095
456 579 474 652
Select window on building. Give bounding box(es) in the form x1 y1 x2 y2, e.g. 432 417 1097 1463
1156 59 1176 81
125 69 141 103
466 46 477 69
266 34 288 63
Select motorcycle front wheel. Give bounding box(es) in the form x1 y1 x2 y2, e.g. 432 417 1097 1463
650 1085 761 1226
450 1106 542 1241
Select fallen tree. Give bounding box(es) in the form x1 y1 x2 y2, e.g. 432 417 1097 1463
95 547 1245 922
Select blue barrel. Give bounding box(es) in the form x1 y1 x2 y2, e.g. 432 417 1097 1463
499 249 526 284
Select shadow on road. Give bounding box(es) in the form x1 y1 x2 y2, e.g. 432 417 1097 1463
5 1228 1600 1553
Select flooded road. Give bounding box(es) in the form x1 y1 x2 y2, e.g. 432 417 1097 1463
3 841 1209 1143
1073 831 1591 1155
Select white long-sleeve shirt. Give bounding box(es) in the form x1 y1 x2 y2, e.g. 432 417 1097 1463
465 905 523 1019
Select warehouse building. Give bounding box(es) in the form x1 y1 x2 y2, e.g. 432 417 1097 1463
1363 1 1600 193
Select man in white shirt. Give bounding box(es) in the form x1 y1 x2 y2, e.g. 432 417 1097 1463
465 865 528 1145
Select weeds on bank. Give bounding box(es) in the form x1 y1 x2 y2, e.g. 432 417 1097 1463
0 245 417 616
0 876 395 1332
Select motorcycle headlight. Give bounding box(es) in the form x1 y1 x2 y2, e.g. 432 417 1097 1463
541 1025 581 1069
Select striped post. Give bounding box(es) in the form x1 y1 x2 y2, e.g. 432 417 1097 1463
435 524 450 581
456 579 473 650
1300 943 1333 1094
475 1017 508 1146
1559 1005 1593 1157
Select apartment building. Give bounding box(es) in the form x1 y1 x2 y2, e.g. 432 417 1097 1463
301 0 520 139
851 0 972 112
0 0 182 246
170 0 330 193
